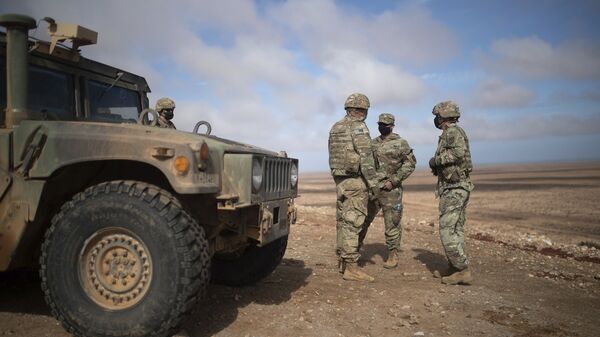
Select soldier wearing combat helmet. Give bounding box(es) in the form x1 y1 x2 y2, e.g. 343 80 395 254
328 92 383 282
360 113 416 269
429 101 474 285
155 97 177 129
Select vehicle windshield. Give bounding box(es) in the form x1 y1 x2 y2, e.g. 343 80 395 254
88 79 140 123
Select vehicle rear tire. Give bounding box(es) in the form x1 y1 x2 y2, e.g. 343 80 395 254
40 181 210 337
211 235 288 286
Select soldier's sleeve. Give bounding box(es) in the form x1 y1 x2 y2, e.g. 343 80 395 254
390 139 416 186
351 123 380 188
435 128 466 166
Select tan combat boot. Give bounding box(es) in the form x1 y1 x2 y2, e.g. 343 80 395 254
441 268 473 285
383 249 399 269
343 262 375 282
433 265 458 278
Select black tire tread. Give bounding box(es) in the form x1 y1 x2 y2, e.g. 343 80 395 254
39 180 210 337
212 235 287 286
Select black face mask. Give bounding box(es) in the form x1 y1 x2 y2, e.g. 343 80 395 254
162 110 174 120
434 116 443 129
378 124 392 136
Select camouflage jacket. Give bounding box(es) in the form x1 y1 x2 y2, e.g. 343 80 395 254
372 133 416 188
328 115 380 189
433 123 473 191
157 116 176 129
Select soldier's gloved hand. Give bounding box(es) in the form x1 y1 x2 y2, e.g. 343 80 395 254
382 180 393 191
429 157 438 176
428 157 437 170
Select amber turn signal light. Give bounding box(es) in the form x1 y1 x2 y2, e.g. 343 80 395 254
174 156 190 174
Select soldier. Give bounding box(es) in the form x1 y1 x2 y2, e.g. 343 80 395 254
360 113 416 269
155 97 177 129
429 101 474 285
329 92 382 282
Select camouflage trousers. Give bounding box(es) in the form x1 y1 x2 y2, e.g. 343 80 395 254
359 188 403 251
438 187 470 270
334 176 369 263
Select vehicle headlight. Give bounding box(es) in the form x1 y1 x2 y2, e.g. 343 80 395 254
290 162 298 188
252 158 263 192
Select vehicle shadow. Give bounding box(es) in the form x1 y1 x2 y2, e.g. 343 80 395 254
0 269 52 316
182 258 312 337
412 248 448 274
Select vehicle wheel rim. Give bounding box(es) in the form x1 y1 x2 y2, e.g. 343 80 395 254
79 227 152 310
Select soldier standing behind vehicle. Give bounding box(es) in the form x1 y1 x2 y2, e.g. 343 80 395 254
155 97 177 129
429 101 474 285
360 113 416 269
329 93 382 282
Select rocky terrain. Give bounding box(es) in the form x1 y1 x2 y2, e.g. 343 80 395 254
1 162 599 337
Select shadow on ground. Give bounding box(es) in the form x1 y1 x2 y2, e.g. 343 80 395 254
183 258 312 337
412 248 448 273
0 269 52 316
358 243 389 266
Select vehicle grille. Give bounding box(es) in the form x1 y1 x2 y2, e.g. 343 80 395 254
263 157 293 200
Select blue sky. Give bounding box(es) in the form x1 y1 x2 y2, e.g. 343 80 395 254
5 0 600 171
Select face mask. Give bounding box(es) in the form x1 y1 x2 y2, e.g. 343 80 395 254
378 124 392 135
434 116 443 129
162 110 174 120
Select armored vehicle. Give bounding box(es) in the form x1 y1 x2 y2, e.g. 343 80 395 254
0 14 298 337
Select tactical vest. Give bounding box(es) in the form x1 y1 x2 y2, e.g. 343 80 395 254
329 117 361 176
437 125 472 184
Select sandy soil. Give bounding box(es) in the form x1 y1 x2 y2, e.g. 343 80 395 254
1 162 599 337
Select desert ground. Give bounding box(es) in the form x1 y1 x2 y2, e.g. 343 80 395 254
1 161 599 337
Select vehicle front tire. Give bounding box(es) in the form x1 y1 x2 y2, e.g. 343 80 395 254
211 235 288 286
40 181 210 337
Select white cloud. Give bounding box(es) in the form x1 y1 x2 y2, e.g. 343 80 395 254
269 0 458 66
3 0 458 168
481 36 600 80
471 78 535 108
463 113 600 141
550 90 600 103
315 50 426 107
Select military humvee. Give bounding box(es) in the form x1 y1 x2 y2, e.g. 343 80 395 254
0 14 298 337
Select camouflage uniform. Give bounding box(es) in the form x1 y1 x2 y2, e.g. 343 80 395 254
157 116 176 129
155 97 176 129
430 101 473 272
329 93 381 264
361 113 416 252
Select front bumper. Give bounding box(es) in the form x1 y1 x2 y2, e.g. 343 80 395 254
248 198 296 246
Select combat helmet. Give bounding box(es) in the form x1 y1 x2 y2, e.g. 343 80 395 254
378 113 395 125
432 101 460 118
155 97 176 111
344 93 370 110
